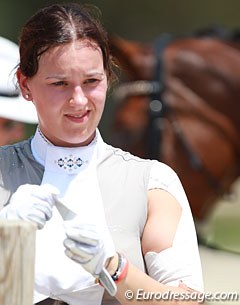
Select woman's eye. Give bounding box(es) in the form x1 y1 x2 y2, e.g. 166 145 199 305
52 81 67 86
85 78 98 84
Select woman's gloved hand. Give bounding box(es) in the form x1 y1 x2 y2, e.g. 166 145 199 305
54 196 118 296
64 222 115 277
0 183 59 229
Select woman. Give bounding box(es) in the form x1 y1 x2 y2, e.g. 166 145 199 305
0 3 204 305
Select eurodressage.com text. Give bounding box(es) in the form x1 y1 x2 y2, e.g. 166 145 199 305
124 289 240 303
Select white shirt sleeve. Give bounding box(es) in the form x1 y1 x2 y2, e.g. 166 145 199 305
145 161 204 292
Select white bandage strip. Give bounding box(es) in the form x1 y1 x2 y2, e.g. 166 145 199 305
145 248 204 292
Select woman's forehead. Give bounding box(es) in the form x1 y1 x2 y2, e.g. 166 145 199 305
38 40 102 65
44 39 100 56
34 41 105 79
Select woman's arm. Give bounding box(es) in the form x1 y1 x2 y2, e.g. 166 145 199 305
107 188 204 305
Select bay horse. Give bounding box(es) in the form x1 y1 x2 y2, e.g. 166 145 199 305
108 27 240 222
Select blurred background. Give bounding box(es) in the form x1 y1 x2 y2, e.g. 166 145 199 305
1 0 240 42
1 0 240 139
1 1 240 303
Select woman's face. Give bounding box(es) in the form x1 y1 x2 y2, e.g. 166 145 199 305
18 40 108 147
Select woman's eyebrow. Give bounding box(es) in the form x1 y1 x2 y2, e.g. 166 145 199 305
45 72 105 79
45 75 66 80
84 71 105 77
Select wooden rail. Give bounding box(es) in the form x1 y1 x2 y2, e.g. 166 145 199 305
0 220 36 305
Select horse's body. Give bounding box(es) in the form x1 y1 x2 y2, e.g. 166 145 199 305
109 31 240 221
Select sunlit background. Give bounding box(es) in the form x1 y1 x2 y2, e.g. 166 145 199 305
1 1 240 304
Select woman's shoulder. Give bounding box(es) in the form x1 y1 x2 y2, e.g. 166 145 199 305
0 138 32 157
0 137 43 196
102 143 179 180
146 160 179 191
0 138 36 171
104 143 153 164
150 160 178 179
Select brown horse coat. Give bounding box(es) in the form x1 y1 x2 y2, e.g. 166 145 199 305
109 33 240 221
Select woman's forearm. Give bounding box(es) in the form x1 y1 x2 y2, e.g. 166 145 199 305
114 262 203 305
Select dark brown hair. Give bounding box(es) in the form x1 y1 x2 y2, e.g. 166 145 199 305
18 3 117 84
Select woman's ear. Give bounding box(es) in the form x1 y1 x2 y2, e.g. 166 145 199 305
16 68 32 101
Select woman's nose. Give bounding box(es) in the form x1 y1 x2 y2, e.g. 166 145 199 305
70 86 87 106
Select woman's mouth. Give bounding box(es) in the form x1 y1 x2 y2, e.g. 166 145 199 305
65 111 90 122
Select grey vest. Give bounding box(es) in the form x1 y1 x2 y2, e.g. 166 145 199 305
0 139 152 304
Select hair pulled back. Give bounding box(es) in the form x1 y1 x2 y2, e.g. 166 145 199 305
18 3 116 84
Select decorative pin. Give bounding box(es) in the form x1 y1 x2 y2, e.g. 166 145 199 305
55 154 84 171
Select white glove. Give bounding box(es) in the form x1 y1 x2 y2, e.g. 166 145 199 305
54 196 117 296
0 184 59 229
64 222 115 276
